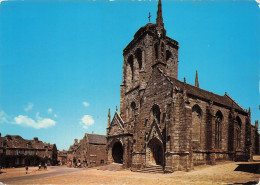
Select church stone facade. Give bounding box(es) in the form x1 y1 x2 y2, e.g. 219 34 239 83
106 0 259 172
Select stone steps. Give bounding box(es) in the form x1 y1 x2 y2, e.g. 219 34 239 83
135 165 164 174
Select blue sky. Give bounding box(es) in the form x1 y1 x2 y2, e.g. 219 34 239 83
0 0 259 150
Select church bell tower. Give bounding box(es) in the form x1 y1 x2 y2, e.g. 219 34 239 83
119 0 179 121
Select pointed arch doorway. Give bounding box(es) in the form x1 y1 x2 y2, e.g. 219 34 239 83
147 137 164 166
112 142 123 164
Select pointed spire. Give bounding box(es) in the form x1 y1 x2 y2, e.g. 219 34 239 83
116 105 118 112
107 108 111 128
184 77 186 83
248 106 251 119
195 70 199 88
156 0 164 27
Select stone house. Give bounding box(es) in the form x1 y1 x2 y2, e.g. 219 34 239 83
57 150 68 165
67 139 79 164
67 133 106 167
106 0 260 172
0 133 57 168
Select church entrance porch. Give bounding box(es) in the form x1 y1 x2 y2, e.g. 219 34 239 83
112 142 123 164
147 137 164 166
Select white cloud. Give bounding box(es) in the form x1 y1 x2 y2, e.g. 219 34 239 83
54 114 58 118
0 0 7 4
48 108 53 114
80 115 94 129
256 0 260 8
14 113 56 129
24 103 34 112
82 101 90 107
0 110 8 124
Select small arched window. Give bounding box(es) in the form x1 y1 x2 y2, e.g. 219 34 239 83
131 102 136 119
135 48 142 70
215 111 223 149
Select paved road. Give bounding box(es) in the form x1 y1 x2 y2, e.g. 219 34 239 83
0 166 85 184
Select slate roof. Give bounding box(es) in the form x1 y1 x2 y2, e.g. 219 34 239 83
86 134 106 145
166 75 246 113
0 135 54 150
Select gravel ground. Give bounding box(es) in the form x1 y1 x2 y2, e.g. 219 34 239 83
3 161 258 185
0 166 53 179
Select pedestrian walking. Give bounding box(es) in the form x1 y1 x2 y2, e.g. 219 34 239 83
25 166 28 174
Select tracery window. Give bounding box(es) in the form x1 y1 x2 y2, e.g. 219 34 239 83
215 111 223 149
236 116 242 148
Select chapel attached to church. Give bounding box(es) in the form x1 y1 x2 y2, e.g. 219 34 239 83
106 0 259 172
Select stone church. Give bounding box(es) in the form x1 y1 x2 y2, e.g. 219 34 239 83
106 0 258 172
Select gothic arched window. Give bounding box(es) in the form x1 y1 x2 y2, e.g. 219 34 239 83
128 55 134 82
215 111 223 149
135 48 142 70
192 104 202 143
236 116 242 148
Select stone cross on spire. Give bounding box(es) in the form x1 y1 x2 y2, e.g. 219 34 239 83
156 0 164 28
148 12 151 22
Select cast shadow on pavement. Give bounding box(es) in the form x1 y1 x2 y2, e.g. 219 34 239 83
234 163 260 174
232 181 259 185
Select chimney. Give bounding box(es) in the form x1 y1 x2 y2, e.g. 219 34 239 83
34 137 38 142
0 132 1 138
74 139 78 144
255 120 259 131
